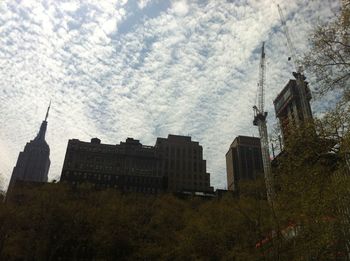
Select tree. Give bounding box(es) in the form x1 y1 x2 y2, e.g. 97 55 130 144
304 2 350 256
304 0 350 96
271 122 345 260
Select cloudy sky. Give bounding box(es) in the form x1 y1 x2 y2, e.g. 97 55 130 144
0 0 340 190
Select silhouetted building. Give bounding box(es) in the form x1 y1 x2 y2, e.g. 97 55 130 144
8 104 51 191
226 136 263 191
274 73 312 143
155 135 213 193
60 135 213 194
60 138 166 194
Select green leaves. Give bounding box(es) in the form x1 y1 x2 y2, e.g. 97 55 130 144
304 1 350 96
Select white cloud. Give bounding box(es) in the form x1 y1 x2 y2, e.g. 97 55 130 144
170 0 189 16
60 1 80 12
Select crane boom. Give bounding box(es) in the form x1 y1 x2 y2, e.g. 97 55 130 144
277 4 300 72
258 42 266 113
253 42 274 204
277 4 312 122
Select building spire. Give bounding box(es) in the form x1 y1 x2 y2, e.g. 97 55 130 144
45 100 51 122
34 101 51 142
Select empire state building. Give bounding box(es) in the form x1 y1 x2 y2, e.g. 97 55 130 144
8 104 51 189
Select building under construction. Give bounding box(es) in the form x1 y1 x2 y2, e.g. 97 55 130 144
273 73 313 143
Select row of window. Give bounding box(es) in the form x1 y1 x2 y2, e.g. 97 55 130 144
67 171 161 185
169 180 210 188
66 162 157 175
69 148 156 164
163 159 204 172
68 172 115 180
70 181 160 193
162 146 202 160
70 145 113 153
66 160 204 174
166 172 209 181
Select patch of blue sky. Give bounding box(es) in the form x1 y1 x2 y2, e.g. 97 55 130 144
117 0 171 35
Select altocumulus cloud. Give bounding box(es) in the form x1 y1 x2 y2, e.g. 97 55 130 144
0 0 340 190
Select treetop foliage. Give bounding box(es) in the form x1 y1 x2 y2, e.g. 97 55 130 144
304 0 350 97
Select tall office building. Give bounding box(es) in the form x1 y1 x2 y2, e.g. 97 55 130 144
273 73 312 142
60 137 166 194
155 135 213 193
8 104 51 190
226 136 263 191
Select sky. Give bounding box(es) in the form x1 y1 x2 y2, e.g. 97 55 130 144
0 0 340 190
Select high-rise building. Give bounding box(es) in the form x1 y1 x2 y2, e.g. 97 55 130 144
155 135 213 193
60 135 213 194
273 73 312 142
8 104 51 190
60 137 166 194
226 136 263 191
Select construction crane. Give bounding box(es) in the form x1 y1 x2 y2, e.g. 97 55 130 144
253 42 275 204
277 4 312 122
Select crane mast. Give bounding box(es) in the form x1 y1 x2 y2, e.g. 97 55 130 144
277 4 312 122
253 42 274 204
